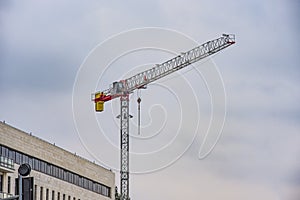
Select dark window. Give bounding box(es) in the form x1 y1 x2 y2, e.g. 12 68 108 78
15 152 21 164
8 150 15 160
68 173 73 183
46 164 52 175
51 190 55 200
83 178 88 189
63 171 68 181
1 146 8 157
0 174 3 192
22 154 29 164
57 192 60 200
40 187 43 200
40 161 46 173
34 185 37 200
28 157 33 167
34 159 40 170
52 166 58 178
8 176 11 193
73 174 78 185
46 189 49 200
78 177 83 187
58 168 63 179
88 180 93 190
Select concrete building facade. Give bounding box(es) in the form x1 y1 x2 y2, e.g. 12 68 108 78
0 122 115 200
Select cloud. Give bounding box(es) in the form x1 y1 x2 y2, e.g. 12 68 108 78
130 157 284 200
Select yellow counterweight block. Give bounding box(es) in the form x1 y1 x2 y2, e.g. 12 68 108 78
95 100 104 112
95 92 104 112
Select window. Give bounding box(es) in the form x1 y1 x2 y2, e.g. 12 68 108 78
52 166 58 178
28 157 33 167
83 178 88 189
8 150 15 160
102 186 108 197
0 174 3 192
63 171 68 181
40 161 46 173
46 189 49 200
68 196 71 200
63 194 65 200
52 190 55 200
58 168 63 179
15 152 21 164
22 154 29 164
1 146 8 157
88 180 93 190
40 187 43 200
78 177 83 187
34 185 37 200
68 172 73 183
8 176 11 194
34 159 40 170
73 174 78 185
46 164 52 175
57 192 60 200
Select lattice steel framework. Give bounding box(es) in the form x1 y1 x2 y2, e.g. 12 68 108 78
124 34 235 93
120 94 130 200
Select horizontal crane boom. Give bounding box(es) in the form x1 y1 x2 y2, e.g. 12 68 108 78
93 34 235 112
125 34 235 92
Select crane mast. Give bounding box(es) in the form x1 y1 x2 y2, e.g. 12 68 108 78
92 34 235 200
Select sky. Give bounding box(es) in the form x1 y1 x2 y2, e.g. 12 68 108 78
1 0 300 199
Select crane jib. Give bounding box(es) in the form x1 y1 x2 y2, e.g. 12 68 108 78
93 34 235 108
124 34 235 92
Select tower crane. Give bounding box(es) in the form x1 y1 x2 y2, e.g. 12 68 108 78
92 34 235 200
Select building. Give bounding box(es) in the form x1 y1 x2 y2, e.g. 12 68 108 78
0 121 115 200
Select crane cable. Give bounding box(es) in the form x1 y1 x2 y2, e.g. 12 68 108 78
137 89 141 135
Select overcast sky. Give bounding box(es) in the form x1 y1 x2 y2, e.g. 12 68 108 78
1 0 300 199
